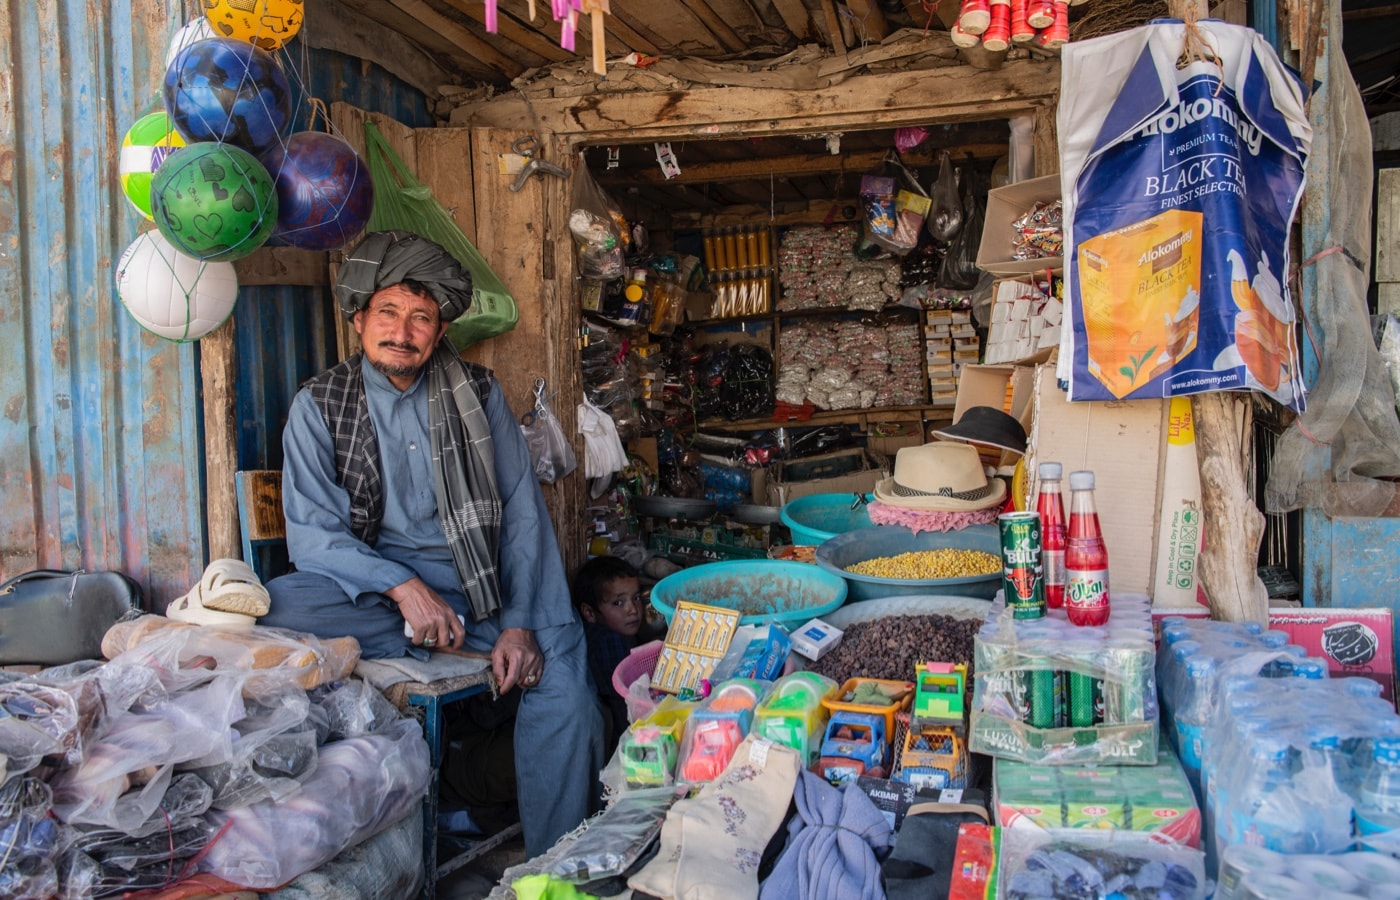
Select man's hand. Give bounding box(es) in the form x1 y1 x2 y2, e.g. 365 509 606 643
493 628 543 693
386 577 464 650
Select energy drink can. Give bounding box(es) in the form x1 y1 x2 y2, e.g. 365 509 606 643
999 511 1046 619
1023 659 1061 729
1067 670 1102 727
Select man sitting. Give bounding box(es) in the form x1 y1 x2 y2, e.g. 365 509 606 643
258 230 602 856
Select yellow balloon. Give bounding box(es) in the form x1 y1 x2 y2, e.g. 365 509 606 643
203 0 304 51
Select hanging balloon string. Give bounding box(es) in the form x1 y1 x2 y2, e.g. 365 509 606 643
306 97 330 134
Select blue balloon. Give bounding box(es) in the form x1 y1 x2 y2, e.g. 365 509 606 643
164 37 291 157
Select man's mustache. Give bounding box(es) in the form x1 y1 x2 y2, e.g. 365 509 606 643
378 340 420 354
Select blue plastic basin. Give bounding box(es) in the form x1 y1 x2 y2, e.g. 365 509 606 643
815 525 1002 602
650 560 849 627
780 493 874 546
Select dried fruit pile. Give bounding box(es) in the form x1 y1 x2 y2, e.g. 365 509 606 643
809 614 981 684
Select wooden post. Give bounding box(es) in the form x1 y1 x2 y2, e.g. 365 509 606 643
1193 393 1269 622
201 318 240 562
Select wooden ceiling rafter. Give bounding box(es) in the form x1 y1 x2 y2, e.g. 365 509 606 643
387 0 527 77
608 0 731 56
842 0 891 43
594 142 1007 185
436 0 576 62
768 0 819 40
686 0 751 52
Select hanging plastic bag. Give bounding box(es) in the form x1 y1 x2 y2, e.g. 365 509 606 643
363 121 518 349
937 168 984 290
520 378 578 484
569 154 629 281
927 151 964 242
1056 19 1310 410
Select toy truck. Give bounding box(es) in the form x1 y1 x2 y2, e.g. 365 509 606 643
753 672 835 766
912 662 968 733
677 680 761 783
815 710 888 785
896 724 968 792
620 698 693 787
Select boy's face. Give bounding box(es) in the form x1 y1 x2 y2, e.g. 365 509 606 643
583 576 644 637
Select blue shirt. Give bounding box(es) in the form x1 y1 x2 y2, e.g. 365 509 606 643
281 356 574 632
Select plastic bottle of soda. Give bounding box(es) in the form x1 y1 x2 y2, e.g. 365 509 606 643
1036 462 1068 609
1065 470 1110 626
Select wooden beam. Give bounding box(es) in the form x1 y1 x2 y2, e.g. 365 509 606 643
822 0 853 53
901 0 937 29
608 0 729 55
843 0 891 42
233 248 330 286
201 319 239 562
687 0 750 52
437 0 574 62
462 57 1060 139
386 0 523 78
769 0 816 40
594 142 1007 186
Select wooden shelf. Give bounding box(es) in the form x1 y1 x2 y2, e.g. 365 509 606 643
700 404 954 431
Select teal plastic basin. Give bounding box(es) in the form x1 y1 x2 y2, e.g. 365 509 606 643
815 524 1002 601
650 560 849 626
780 493 874 546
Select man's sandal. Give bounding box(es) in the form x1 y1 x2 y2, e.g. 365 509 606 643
165 559 270 629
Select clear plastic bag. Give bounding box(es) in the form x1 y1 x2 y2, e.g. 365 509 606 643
938 168 984 290
997 828 1207 900
570 156 629 281
547 786 687 884
1 776 61 899
927 151 964 242
521 378 578 484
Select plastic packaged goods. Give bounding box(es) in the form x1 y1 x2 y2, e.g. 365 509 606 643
0 776 60 899
969 593 1157 765
1064 470 1110 626
1217 846 1400 900
675 678 770 784
1357 737 1400 837
547 786 687 885
996 828 1208 900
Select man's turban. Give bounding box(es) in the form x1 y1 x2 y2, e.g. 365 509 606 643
334 230 473 322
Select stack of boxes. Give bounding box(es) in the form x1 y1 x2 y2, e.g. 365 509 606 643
984 276 1062 364
925 307 981 409
969 592 1203 849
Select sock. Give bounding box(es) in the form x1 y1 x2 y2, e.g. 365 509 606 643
672 735 801 900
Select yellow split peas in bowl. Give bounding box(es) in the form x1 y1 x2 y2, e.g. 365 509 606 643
845 548 1001 581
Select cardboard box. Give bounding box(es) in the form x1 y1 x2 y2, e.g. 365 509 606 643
976 174 1063 277
761 448 889 508
944 364 1037 471
866 420 925 457
985 276 1062 366
1025 365 1166 598
993 737 1201 846
1151 606 1396 700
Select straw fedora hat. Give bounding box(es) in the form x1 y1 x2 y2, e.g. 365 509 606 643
873 441 1008 511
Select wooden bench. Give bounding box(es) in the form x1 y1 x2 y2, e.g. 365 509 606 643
234 470 519 898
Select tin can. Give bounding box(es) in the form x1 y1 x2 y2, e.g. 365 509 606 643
999 511 1046 619
1067 669 1102 727
1022 659 1061 728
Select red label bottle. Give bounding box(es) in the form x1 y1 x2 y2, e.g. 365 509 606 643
1065 470 1110 626
1036 461 1067 609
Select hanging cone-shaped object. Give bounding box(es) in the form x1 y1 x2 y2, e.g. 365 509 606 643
957 0 991 35
982 0 1011 51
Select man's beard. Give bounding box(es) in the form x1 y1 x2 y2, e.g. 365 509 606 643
370 341 425 379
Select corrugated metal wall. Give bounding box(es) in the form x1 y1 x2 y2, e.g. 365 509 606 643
0 1 433 608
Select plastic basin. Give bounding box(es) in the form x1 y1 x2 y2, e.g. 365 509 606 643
780 493 874 546
650 560 849 627
815 524 1002 602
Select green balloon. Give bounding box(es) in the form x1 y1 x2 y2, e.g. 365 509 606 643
150 142 278 262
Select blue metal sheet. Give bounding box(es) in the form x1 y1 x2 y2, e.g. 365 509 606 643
0 5 433 612
0 1 206 608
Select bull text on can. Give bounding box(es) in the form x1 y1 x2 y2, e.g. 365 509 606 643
999 511 1046 619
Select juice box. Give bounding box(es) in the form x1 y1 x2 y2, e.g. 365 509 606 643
1077 209 1203 398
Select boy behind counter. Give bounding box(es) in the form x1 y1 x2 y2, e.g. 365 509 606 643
572 556 649 754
